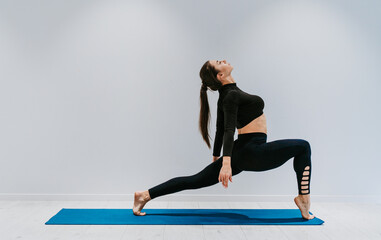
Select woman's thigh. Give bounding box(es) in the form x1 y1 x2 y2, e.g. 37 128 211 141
236 138 310 172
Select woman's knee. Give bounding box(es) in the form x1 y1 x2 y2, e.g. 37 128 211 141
301 139 311 156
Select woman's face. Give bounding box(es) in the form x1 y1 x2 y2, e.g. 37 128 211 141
210 59 233 78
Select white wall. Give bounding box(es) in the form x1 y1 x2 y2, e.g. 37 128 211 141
0 0 380 201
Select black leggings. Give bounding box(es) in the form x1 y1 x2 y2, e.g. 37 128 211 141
148 132 312 200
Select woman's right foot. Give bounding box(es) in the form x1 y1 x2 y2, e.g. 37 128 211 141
133 190 151 216
294 195 315 220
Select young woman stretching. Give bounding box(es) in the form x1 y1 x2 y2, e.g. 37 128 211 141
133 59 315 220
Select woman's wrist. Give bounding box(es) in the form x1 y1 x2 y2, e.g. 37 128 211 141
222 156 231 166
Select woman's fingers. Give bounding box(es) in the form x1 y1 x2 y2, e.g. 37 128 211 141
222 175 232 187
223 174 228 187
219 174 224 186
219 170 232 188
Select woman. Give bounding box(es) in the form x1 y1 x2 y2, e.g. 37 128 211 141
133 59 315 220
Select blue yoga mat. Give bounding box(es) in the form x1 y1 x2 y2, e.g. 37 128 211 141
45 208 324 225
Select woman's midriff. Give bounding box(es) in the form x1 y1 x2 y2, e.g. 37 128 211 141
237 113 267 135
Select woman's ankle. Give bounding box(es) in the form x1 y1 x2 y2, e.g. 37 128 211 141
298 194 310 201
144 190 151 201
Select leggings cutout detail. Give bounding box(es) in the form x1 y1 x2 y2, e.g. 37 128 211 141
300 166 311 195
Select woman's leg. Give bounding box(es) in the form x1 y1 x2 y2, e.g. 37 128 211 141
133 158 243 216
147 156 243 200
237 139 312 196
236 138 314 219
133 139 244 215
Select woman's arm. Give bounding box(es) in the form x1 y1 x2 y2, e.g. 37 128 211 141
212 104 224 157
221 90 239 163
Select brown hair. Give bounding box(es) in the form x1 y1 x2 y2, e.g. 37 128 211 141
198 60 223 149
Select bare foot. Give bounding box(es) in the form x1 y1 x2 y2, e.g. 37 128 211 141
133 190 151 216
294 195 315 220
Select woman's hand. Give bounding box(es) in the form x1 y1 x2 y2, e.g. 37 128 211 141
218 164 232 188
212 156 220 163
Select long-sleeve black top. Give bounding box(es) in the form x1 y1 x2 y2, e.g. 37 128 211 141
212 82 265 157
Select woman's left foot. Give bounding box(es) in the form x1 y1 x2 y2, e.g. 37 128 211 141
133 191 150 216
294 195 315 220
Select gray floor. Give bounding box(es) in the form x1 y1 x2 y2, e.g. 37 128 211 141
0 200 380 240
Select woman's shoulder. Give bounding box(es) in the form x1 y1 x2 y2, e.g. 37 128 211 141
222 89 240 104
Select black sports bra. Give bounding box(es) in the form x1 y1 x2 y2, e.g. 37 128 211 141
212 82 265 157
